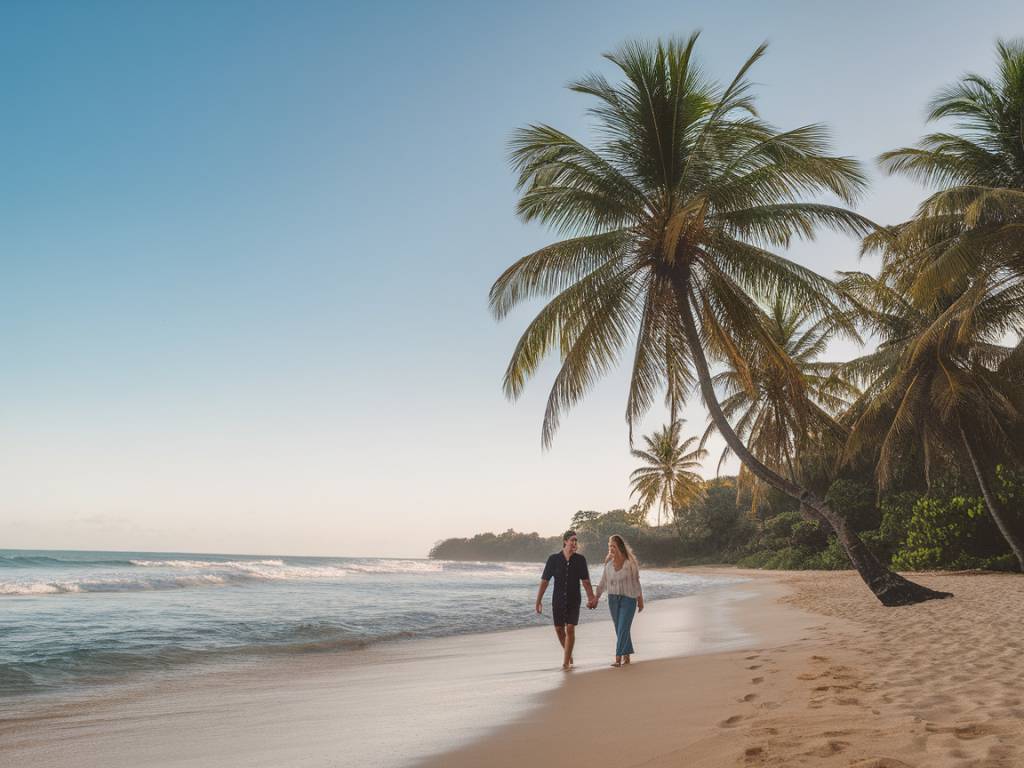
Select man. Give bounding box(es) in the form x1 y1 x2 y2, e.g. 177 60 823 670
535 530 597 670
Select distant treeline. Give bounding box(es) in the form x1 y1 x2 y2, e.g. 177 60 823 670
430 470 1024 571
428 510 696 567
429 531 561 562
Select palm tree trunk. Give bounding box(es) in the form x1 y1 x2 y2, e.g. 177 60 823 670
960 424 1024 571
677 296 951 605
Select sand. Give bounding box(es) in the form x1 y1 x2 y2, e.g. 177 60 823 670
5 571 1022 767
0 576 765 768
430 569 1024 768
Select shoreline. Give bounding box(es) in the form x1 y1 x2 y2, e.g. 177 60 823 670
6 569 1022 767
422 569 833 768
0 571 757 768
429 568 1024 768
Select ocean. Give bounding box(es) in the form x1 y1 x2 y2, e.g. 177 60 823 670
0 548 736 704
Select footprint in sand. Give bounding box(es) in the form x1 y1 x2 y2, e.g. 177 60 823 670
738 693 758 703
847 760 915 768
744 746 764 762
985 744 1015 763
719 715 744 728
747 664 762 670
925 723 996 740
806 739 850 757
751 676 764 685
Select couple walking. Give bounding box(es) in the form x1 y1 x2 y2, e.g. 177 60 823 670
534 530 644 670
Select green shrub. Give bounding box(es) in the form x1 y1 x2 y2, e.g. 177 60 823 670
760 511 806 546
891 494 984 570
874 492 917 564
737 546 814 570
810 536 853 570
791 519 828 549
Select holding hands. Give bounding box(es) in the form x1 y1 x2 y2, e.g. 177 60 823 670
587 595 598 609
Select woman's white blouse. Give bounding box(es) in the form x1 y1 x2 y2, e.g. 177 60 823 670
596 559 643 599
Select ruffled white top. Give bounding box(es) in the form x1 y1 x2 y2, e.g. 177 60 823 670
595 558 643 599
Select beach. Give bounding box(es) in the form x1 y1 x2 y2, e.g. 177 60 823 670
4 569 1023 767
0 558 745 768
435 569 1024 768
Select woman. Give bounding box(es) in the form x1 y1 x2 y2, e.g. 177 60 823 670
593 535 644 667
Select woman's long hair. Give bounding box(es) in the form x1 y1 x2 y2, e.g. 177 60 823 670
606 534 638 566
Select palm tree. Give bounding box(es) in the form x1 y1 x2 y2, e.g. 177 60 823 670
707 296 858 515
490 35 950 605
629 420 707 526
840 269 1024 570
873 40 1024 301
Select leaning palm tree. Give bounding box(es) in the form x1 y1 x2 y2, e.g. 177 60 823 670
840 268 1024 570
629 420 706 526
707 296 858 515
873 39 1024 301
490 35 949 604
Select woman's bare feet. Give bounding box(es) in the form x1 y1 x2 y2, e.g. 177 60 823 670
623 655 631 665
610 656 622 667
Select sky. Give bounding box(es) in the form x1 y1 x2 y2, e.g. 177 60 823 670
2 0 1021 558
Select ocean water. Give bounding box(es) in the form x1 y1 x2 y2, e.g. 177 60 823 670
0 549 733 701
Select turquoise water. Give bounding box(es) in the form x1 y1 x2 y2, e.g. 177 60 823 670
0 549 730 699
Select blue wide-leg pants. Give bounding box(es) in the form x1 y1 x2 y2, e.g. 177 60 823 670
607 594 637 657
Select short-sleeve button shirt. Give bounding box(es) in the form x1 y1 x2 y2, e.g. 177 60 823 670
541 552 590 608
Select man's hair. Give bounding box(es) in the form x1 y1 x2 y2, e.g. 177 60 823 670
563 530 577 543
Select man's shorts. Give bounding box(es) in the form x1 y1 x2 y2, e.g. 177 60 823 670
552 600 581 626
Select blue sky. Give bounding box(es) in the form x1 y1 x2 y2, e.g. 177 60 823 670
2 1 1020 557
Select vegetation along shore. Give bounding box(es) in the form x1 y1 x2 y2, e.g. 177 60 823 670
465 35 1024 595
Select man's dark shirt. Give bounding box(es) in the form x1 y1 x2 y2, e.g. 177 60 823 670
541 552 590 608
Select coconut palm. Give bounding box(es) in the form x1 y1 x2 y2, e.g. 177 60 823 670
629 420 707 526
840 268 1024 570
490 35 949 604
707 296 858 515
873 40 1024 301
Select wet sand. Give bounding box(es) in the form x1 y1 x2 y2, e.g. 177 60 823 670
1 576 774 768
10 570 1020 767
433 569 1024 768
